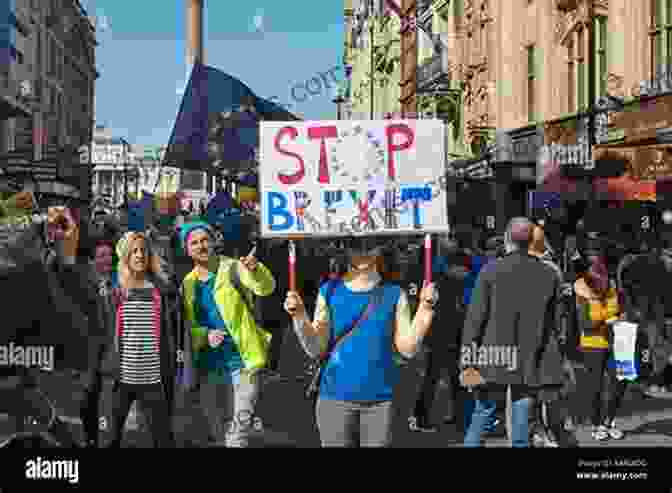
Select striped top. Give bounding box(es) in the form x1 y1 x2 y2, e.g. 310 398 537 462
119 288 161 385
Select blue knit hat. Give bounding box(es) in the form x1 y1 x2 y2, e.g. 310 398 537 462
180 221 213 253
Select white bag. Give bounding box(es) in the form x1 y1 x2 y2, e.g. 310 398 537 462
612 321 639 381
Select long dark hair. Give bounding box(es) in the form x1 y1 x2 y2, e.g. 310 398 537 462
585 254 610 297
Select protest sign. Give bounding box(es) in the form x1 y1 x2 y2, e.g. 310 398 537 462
259 120 448 238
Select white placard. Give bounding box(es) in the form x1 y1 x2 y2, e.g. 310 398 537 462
259 120 449 238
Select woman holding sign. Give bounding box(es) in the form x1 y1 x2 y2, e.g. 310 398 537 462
284 236 437 447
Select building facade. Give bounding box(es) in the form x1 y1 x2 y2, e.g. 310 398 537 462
345 0 403 120
417 0 672 230
400 0 418 116
90 125 134 207
91 126 208 212
0 0 97 199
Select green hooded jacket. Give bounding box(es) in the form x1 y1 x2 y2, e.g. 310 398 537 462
182 256 275 373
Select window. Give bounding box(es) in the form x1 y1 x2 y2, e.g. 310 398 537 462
48 37 56 77
596 16 608 97
577 28 585 109
568 40 575 111
36 29 40 69
651 0 672 76
15 50 23 65
527 45 535 122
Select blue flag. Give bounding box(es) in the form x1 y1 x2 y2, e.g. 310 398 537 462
164 62 299 172
528 191 562 215
127 199 145 232
206 190 240 225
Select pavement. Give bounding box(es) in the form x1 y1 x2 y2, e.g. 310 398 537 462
11 329 672 448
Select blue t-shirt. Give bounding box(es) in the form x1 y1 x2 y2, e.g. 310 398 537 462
432 256 449 276
318 280 402 402
464 256 487 306
194 274 244 374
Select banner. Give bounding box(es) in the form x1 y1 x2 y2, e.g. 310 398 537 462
259 120 449 238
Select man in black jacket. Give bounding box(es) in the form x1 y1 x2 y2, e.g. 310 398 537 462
461 217 564 447
618 238 672 396
45 209 110 448
409 235 468 432
257 238 291 377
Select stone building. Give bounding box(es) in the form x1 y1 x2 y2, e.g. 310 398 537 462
435 0 670 229
0 0 97 199
345 0 403 120
399 0 418 116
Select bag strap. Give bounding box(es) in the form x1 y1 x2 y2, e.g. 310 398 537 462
318 284 383 362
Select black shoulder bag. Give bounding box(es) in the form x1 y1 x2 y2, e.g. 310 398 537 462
304 282 383 402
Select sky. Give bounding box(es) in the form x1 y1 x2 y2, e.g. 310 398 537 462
79 0 344 145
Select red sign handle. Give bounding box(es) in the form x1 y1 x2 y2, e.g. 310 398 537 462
288 240 297 292
423 234 432 287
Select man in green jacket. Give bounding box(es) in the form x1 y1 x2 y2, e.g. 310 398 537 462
180 221 275 447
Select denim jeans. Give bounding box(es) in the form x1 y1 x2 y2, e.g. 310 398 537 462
464 386 531 447
463 398 498 432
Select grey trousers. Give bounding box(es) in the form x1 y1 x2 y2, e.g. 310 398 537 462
315 398 393 447
199 370 261 447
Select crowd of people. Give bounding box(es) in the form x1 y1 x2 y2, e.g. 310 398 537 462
1 190 671 448
406 207 672 447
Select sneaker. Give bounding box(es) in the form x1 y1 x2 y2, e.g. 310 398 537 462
125 406 139 431
605 421 624 440
484 418 501 434
408 416 438 433
591 425 610 441
531 431 547 447
645 385 671 398
532 430 559 448
564 416 576 432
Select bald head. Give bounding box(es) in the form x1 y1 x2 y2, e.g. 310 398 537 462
504 217 534 253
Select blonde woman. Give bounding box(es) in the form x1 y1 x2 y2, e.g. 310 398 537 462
103 232 186 448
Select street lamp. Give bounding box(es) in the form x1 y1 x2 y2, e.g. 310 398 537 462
332 83 346 120
120 137 130 209
369 0 374 120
